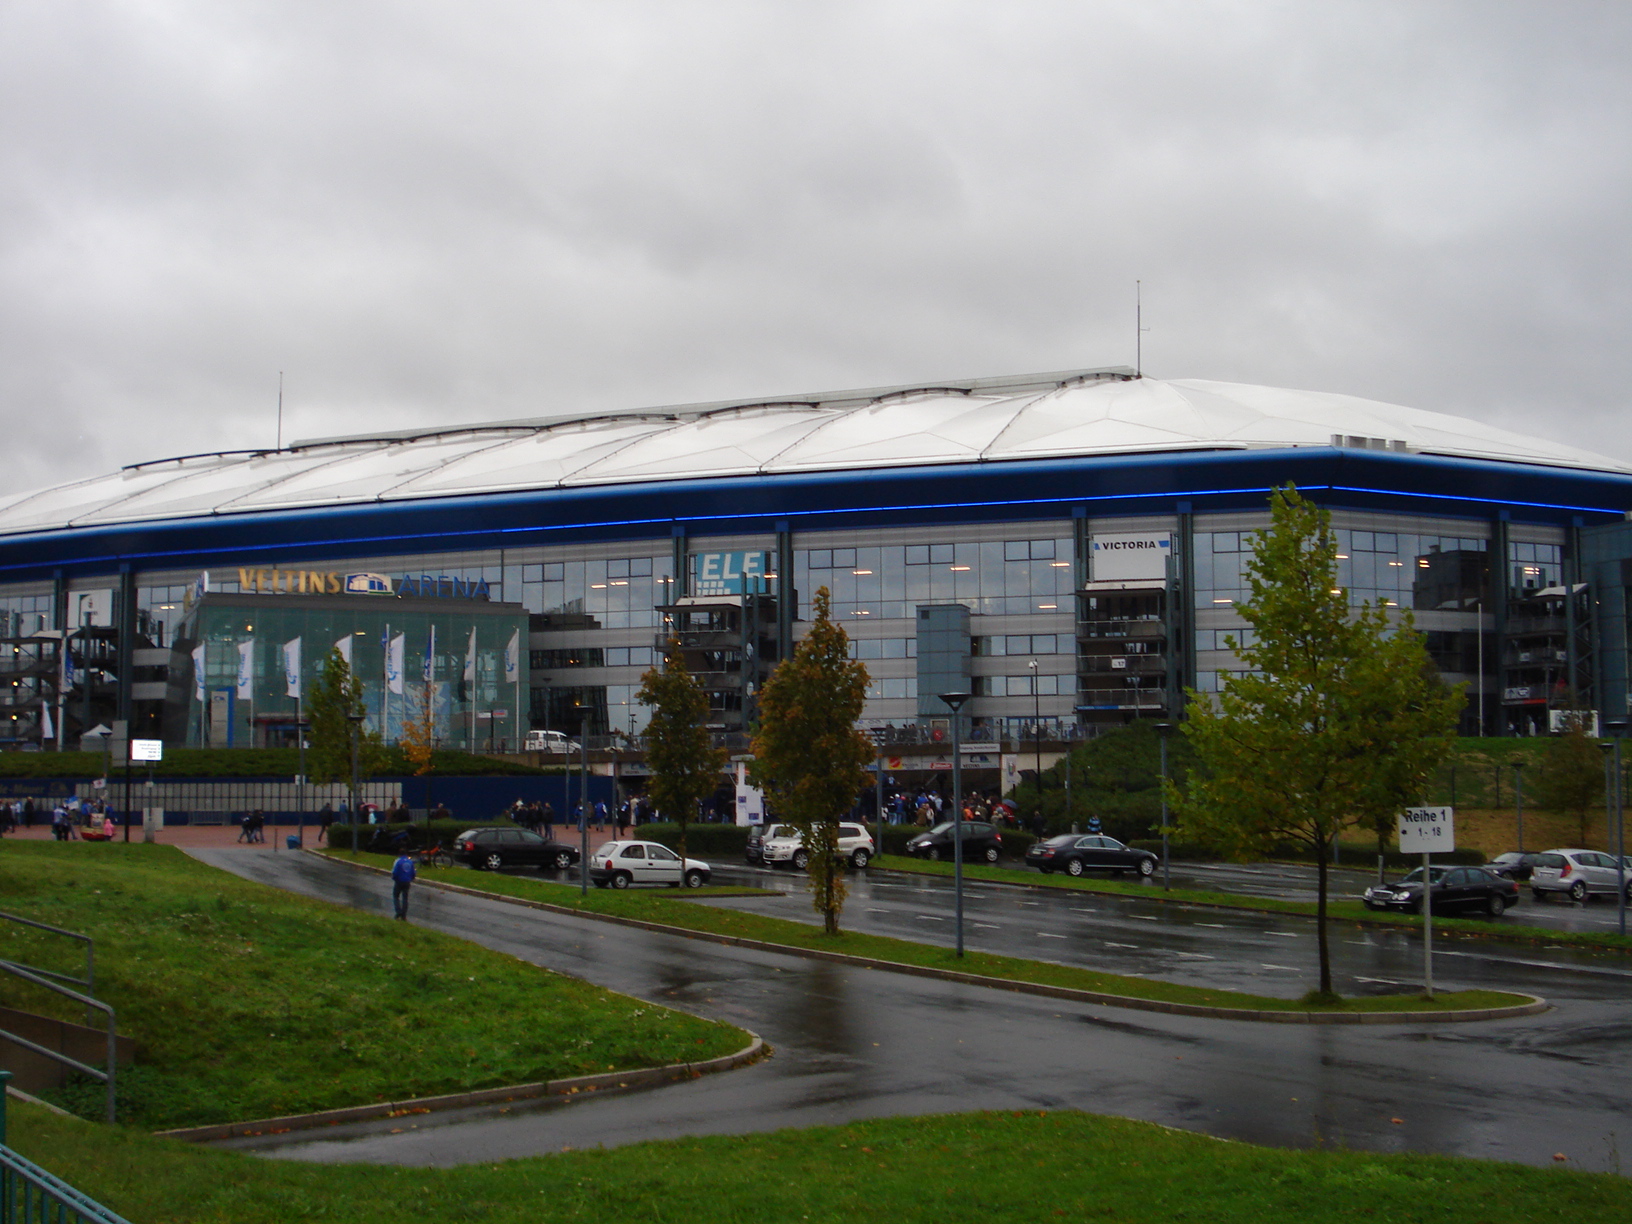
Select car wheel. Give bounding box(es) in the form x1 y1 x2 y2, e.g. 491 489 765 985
928 848 942 861
684 869 706 888
850 849 870 869
482 852 504 871
1569 879 1588 902
1408 899 1423 915
551 851 573 870
1137 858 1156 878
610 872 632 890
792 849 810 870
983 847 1000 864
1066 859 1085 877
1487 893 1508 917
1531 889 1546 902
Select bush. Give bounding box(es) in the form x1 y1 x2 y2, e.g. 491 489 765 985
636 823 753 859
325 819 509 852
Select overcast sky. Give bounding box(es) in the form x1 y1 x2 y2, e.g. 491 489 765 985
4 1 1630 494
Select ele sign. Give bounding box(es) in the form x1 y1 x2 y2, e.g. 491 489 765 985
1397 806 1455 853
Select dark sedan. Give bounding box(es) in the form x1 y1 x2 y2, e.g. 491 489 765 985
1485 851 1543 881
1363 865 1519 916
1025 833 1158 878
452 827 581 871
905 821 1003 863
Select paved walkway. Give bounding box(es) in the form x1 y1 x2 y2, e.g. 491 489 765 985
1 821 329 850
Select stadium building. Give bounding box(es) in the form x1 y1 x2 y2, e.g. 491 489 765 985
3 366 1632 757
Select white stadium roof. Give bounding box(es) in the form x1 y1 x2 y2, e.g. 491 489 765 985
2 369 1625 536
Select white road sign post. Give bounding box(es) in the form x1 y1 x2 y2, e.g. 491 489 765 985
1397 806 1455 998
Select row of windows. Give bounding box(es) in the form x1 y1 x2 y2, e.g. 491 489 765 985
974 673 1068 697
848 638 917 660
973 634 1068 657
530 646 660 670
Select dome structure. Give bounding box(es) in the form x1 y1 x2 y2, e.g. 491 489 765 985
1 369 1625 538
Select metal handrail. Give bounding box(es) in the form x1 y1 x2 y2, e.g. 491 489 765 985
1 1071 134 1224
0 963 116 1125
0 910 95 1027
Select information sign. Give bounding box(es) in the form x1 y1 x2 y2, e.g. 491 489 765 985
129 739 164 763
1397 806 1455 853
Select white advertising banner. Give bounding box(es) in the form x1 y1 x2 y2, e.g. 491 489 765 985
1090 533 1172 583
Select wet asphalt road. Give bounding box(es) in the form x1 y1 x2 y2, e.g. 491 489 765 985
192 849 1632 1173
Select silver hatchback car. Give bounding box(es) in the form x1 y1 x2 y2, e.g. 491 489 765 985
1529 849 1632 903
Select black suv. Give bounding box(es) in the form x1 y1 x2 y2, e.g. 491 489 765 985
904 821 1003 863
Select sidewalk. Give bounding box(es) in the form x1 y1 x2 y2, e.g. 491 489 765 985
1 821 331 850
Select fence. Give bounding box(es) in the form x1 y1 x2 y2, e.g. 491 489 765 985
1 1070 133 1224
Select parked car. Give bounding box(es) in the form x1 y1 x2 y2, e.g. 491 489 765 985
745 822 785 865
524 729 581 753
588 839 711 889
1363 865 1519 916
1529 849 1632 903
1485 851 1544 881
1025 833 1158 878
760 822 875 870
452 827 581 871
904 821 1003 863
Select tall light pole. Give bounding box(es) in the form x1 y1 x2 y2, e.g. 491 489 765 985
940 691 971 958
1511 759 1525 854
1028 658 1041 827
1608 719 1627 937
1155 722 1172 890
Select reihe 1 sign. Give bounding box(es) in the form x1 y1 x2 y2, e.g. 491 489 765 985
1397 806 1455 853
129 739 164 763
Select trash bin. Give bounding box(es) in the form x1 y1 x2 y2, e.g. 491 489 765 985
286 834 301 850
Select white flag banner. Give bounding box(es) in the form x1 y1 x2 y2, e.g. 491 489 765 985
283 637 302 698
333 634 353 667
463 626 477 685
40 699 53 741
192 643 206 701
387 633 405 695
236 640 255 699
504 628 520 683
422 625 436 683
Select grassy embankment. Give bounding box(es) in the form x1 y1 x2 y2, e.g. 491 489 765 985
872 855 1632 954
332 850 1528 1014
0 841 746 1129
8 1098 1630 1224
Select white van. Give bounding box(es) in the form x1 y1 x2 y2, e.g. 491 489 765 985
524 729 581 754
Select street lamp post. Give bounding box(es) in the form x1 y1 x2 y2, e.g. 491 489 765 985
1028 659 1042 826
1511 759 1525 854
1608 720 1627 937
940 691 971 958
1155 723 1172 890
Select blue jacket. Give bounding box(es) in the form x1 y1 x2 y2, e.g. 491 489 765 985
392 856 417 883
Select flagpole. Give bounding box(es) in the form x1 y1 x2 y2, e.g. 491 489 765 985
55 625 68 751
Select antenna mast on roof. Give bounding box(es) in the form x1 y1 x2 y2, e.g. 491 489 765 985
276 371 284 451
1135 282 1149 378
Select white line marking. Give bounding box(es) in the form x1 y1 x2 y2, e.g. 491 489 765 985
1105 941 1138 949
1037 932 1067 939
1196 923 1226 928
1356 977 1405 985
1174 952 1215 959
914 915 944 922
1130 915 1160 922
1069 906 1098 913
1266 932 1299 938
1260 964 1299 971
972 922 1002 929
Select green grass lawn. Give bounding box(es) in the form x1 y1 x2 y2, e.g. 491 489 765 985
875 854 1632 954
0 842 747 1129
341 852 1531 1015
7 1097 1628 1224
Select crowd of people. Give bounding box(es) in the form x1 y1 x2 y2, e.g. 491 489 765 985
1 794 122 840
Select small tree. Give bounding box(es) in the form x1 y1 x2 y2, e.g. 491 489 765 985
399 679 439 821
637 639 727 871
1173 487 1462 999
752 588 873 935
1533 710 1603 841
307 647 383 790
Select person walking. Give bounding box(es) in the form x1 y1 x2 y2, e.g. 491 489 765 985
541 800 555 840
391 850 417 920
317 803 335 844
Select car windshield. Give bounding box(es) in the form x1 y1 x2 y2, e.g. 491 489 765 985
926 822 955 835
765 825 798 839
1397 867 1446 884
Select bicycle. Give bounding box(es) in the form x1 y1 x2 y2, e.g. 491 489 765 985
412 843 455 869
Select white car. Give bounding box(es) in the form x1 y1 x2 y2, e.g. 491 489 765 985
761 822 875 870
524 729 581 753
587 840 712 889
1529 848 1632 903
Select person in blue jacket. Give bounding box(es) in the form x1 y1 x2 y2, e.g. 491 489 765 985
391 851 417 921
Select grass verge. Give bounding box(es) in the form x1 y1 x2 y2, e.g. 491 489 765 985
335 852 1529 1015
876 855 1632 954
8 1098 1629 1223
0 842 746 1129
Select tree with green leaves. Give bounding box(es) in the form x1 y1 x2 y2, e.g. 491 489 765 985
636 638 727 872
751 587 873 935
1172 486 1463 999
1533 710 1603 842
306 647 383 786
